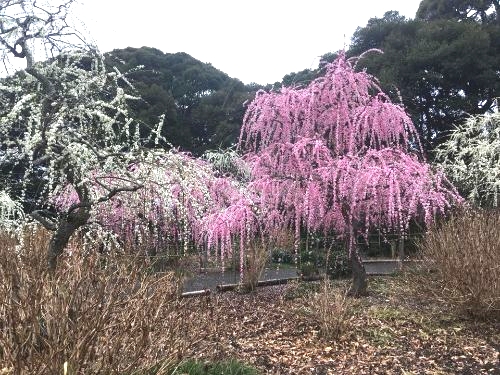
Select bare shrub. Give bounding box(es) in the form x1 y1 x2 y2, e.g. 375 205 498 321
308 280 353 339
240 231 294 293
418 209 500 319
241 241 269 292
0 225 210 374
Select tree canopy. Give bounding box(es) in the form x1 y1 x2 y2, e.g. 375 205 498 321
0 51 153 268
416 0 500 23
104 47 260 155
348 9 500 151
204 53 462 295
281 3 500 153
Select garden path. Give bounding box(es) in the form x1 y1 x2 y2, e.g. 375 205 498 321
182 259 407 292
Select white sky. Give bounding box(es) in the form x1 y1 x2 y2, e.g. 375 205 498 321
75 0 421 85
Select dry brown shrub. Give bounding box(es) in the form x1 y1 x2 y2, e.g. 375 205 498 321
240 231 294 293
418 209 500 319
0 225 212 374
308 280 353 339
240 242 269 293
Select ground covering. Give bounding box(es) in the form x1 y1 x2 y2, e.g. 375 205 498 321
183 275 499 374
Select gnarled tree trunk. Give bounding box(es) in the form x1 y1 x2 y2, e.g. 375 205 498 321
342 203 368 297
47 207 90 271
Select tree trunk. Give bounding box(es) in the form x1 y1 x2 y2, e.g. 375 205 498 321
340 202 368 296
348 245 368 297
47 208 90 271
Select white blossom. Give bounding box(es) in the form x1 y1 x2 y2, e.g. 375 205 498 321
0 190 24 230
435 112 500 207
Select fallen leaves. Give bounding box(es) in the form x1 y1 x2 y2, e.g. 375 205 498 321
185 277 500 374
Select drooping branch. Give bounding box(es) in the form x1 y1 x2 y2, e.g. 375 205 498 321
203 52 463 296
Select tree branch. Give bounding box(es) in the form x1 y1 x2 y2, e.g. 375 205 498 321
66 182 143 215
30 210 57 231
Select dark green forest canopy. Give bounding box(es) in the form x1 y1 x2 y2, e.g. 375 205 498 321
104 47 262 155
349 9 500 152
5 1 495 157
416 0 500 23
278 2 500 154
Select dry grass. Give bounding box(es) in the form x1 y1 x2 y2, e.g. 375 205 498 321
241 231 295 293
2 219 498 374
241 241 270 292
308 280 353 340
0 225 213 374
417 209 500 319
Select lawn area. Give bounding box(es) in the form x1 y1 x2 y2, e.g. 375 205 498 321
183 274 500 374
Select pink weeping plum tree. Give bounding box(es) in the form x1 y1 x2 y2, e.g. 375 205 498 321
53 150 249 260
50 53 462 295
206 51 462 296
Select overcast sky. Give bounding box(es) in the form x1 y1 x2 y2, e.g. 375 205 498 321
75 0 421 85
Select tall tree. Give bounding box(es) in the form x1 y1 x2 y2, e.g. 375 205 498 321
348 10 500 151
105 47 259 154
0 1 155 270
0 52 149 269
204 53 461 296
0 0 88 70
416 0 500 23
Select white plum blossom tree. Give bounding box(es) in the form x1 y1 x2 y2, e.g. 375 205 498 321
435 111 500 207
0 52 152 269
0 0 256 273
0 0 89 71
0 0 161 270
